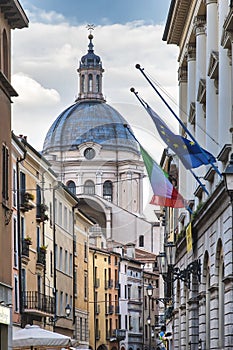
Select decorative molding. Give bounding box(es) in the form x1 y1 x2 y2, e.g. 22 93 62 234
4 207 13 225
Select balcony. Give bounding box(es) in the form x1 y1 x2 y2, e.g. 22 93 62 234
95 330 101 340
23 291 55 316
36 203 49 223
95 304 100 314
21 239 31 265
36 247 46 271
106 304 114 315
20 192 36 212
112 329 126 341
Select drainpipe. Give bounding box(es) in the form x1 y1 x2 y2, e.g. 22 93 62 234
52 185 57 331
93 249 97 350
16 148 27 320
72 203 79 339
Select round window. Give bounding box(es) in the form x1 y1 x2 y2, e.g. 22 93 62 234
84 147 95 160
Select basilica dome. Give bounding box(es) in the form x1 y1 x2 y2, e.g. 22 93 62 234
42 100 138 154
42 33 138 155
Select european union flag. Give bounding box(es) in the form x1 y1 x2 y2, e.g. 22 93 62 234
146 105 216 170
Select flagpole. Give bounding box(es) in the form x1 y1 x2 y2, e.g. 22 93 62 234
130 88 209 196
123 124 193 210
135 64 222 178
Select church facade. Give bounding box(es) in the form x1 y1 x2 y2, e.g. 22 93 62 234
42 32 160 253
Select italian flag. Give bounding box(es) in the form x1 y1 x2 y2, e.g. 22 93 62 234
140 146 185 208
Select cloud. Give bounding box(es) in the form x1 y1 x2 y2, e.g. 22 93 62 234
12 18 179 151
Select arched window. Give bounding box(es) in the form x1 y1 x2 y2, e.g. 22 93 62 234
96 75 100 92
3 29 8 77
103 181 112 202
84 180 95 195
81 75 85 92
88 74 93 92
67 180 76 195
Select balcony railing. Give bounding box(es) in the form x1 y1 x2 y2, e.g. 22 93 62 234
23 291 55 315
112 329 126 341
37 247 46 265
95 330 101 340
22 240 30 257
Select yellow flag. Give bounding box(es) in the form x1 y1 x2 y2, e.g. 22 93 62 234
186 223 192 253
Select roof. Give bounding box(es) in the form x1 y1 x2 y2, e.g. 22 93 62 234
0 0 29 29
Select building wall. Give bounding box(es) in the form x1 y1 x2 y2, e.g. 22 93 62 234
0 2 28 349
163 1 233 349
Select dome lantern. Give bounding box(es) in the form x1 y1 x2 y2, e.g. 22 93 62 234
77 31 105 102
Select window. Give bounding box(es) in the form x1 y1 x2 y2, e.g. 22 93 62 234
80 317 83 340
13 217 18 268
50 251 53 276
64 206 68 229
103 181 113 202
96 75 100 92
67 180 76 195
20 172 26 205
21 216 25 240
60 291 63 315
59 247 63 270
84 147 95 160
65 250 68 273
2 144 9 202
13 168 17 207
84 274 88 299
84 180 95 195
69 253 72 275
14 275 19 312
139 235 144 247
88 74 93 91
84 241 88 260
3 29 9 77
81 74 85 92
59 202 62 226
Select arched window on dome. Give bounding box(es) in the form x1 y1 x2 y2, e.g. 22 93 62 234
96 75 100 92
81 74 85 93
67 180 76 195
84 180 95 195
103 181 113 202
88 74 93 92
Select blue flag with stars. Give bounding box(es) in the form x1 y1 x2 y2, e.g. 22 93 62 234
146 105 216 170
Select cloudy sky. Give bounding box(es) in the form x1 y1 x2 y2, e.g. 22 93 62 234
12 0 179 159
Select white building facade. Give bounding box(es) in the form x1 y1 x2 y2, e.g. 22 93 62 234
163 1 233 349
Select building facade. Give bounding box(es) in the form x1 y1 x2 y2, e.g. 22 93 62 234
0 1 28 348
42 32 160 253
162 1 233 349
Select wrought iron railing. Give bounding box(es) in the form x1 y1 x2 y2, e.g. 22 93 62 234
23 291 55 315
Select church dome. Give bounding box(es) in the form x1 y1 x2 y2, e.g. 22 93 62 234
42 100 139 154
42 32 139 155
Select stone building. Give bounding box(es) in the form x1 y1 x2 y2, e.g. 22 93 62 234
0 1 28 348
42 32 160 253
161 1 233 349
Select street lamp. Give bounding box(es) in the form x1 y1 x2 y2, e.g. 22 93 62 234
223 153 233 199
50 303 71 323
157 244 201 289
146 283 153 350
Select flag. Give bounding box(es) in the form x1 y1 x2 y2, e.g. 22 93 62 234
186 223 193 252
146 105 216 170
140 146 185 208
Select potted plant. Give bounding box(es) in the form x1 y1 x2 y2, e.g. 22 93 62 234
24 236 32 245
40 245 48 252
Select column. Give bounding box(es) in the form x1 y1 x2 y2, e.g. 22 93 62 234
186 45 196 200
194 16 206 149
96 171 102 196
178 66 188 206
76 172 83 194
205 0 218 156
218 0 232 159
